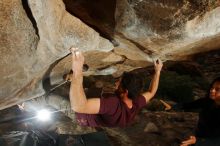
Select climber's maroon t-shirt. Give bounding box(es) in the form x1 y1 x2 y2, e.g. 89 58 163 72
75 94 147 127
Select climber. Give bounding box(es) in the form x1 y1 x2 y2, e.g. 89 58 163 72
69 47 163 127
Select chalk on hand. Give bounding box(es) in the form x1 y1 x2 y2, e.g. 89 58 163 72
69 46 79 54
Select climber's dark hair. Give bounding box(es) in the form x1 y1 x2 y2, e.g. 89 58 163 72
117 72 143 100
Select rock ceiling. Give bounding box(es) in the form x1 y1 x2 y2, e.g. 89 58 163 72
0 0 220 110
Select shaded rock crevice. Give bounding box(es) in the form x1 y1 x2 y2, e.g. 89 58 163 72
21 0 39 37
63 0 117 43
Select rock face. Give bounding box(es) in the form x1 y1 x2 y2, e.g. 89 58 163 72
0 0 220 110
0 0 113 109
64 0 220 60
0 0 39 108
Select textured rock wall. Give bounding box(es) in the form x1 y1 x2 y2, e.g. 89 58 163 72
0 0 40 108
0 0 220 110
0 0 113 110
